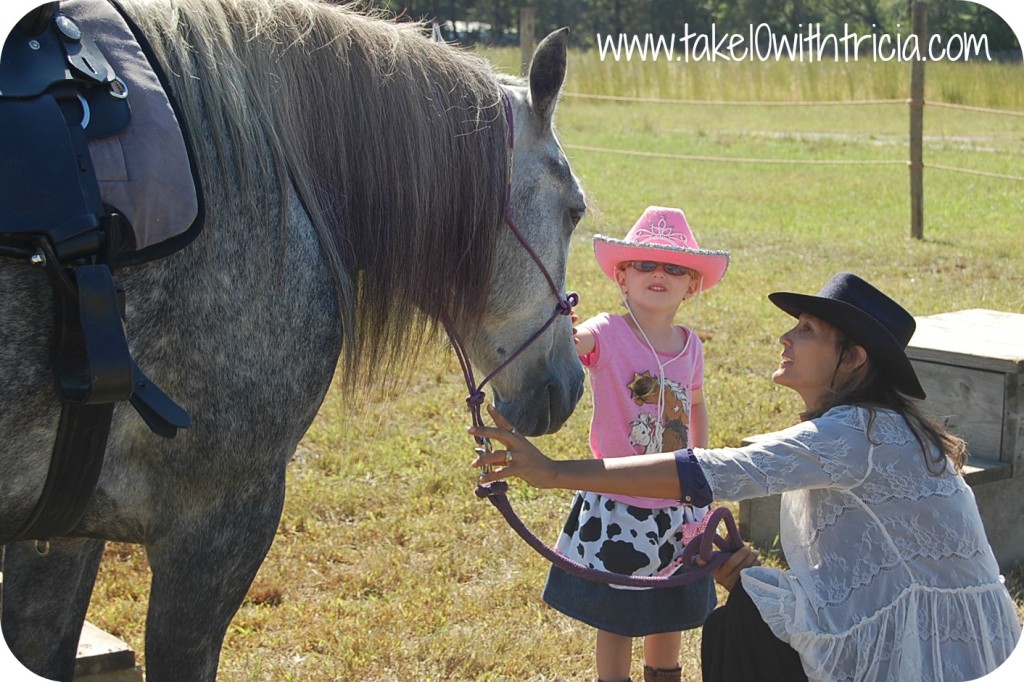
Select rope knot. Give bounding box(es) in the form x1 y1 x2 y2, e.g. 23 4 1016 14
475 481 509 499
558 292 580 315
466 390 486 408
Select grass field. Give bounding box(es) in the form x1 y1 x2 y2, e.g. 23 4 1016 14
83 49 1024 681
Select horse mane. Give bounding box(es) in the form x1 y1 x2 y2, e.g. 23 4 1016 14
124 0 508 387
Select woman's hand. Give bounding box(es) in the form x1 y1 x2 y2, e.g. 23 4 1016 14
473 406 683 499
699 543 760 592
470 405 559 489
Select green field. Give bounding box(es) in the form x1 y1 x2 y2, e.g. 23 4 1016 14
86 51 1024 680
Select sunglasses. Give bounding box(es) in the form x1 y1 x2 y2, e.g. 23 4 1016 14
630 261 694 277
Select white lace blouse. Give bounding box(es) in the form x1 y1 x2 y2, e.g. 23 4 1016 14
693 405 1021 682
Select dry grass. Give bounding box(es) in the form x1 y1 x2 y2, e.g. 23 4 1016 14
76 48 1024 680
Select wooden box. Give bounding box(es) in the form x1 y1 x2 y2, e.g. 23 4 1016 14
739 309 1024 569
75 621 144 681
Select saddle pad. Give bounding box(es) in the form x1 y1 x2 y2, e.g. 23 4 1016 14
64 0 200 257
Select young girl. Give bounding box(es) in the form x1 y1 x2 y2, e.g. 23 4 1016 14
546 206 730 682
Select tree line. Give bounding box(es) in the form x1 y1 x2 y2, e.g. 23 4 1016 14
372 1 1020 57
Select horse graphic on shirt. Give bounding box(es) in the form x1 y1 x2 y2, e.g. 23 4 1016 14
627 371 690 452
628 412 664 453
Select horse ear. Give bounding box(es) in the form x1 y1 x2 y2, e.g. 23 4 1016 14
528 27 569 127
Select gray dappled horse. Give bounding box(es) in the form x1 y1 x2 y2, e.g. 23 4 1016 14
0 0 586 678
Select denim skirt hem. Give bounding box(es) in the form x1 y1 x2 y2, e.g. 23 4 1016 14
541 565 717 637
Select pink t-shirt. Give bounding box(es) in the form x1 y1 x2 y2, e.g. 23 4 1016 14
579 313 704 509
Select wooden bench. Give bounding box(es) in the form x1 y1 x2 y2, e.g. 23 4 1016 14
75 621 143 681
739 309 1024 570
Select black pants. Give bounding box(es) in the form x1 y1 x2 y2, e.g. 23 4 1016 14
701 581 809 682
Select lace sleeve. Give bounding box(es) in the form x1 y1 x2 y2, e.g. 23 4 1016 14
693 407 872 501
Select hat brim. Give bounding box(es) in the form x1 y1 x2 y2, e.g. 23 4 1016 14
769 291 926 399
594 236 730 292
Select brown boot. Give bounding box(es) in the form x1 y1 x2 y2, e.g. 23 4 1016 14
643 665 681 682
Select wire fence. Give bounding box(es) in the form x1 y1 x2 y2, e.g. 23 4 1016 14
562 143 907 167
561 91 1024 183
564 92 909 107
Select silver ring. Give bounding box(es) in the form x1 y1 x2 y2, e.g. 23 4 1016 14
77 94 91 129
503 451 512 466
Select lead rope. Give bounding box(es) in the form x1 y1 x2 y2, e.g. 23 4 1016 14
449 89 741 588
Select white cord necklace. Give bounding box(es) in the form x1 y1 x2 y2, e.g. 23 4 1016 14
620 282 703 450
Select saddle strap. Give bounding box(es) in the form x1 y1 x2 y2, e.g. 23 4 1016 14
3 259 189 544
2 264 131 544
55 264 133 405
12 402 114 542
130 360 191 438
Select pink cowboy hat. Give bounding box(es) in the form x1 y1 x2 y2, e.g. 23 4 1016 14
593 206 731 291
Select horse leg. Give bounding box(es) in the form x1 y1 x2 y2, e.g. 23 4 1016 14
141 469 286 682
1 537 106 681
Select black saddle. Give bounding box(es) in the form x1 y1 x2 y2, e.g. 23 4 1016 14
0 2 190 544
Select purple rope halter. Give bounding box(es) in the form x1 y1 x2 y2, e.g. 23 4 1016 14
446 89 742 588
442 91 577 431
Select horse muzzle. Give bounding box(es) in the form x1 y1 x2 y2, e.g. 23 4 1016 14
494 363 584 436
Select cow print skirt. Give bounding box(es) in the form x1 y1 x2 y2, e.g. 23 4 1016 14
541 491 716 636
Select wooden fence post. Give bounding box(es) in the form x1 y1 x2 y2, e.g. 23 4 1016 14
519 7 536 77
909 1 928 240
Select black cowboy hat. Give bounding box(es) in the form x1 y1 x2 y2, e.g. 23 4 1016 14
768 272 926 399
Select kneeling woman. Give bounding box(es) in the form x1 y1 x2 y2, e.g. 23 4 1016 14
473 272 1021 682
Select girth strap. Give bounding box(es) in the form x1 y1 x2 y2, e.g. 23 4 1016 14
16 403 114 541
8 255 190 543
7 257 133 543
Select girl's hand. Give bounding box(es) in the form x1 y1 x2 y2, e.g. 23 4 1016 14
570 310 596 356
470 405 559 489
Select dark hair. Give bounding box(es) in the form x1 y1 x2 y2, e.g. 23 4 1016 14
803 334 967 474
